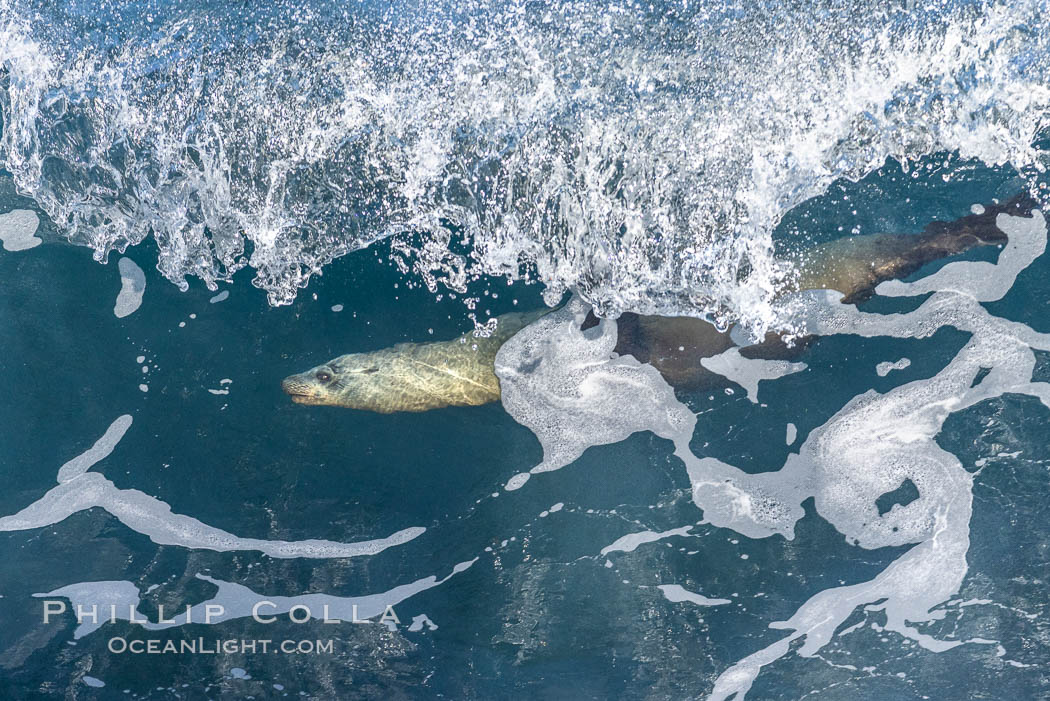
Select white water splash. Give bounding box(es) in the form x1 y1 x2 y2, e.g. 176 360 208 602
1 1 1048 334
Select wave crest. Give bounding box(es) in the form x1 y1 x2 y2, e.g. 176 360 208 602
0 0 1048 333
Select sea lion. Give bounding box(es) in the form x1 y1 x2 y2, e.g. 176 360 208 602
283 195 1037 413
282 308 549 412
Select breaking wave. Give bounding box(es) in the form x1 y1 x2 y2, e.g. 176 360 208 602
0 0 1048 333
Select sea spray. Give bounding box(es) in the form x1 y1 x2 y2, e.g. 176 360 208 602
0 0 1047 337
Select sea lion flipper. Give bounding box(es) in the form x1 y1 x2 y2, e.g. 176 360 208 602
921 191 1037 239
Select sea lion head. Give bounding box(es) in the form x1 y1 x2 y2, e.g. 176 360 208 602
281 353 386 409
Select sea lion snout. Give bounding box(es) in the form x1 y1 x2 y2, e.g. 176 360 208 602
280 375 302 394
282 372 327 405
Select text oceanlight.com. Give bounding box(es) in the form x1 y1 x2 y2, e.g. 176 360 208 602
107 638 335 655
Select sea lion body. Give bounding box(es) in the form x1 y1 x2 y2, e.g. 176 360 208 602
609 197 1030 390
790 209 1012 304
284 195 1037 412
612 315 825 391
282 309 547 412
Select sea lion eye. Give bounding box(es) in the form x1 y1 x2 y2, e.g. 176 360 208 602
316 371 332 383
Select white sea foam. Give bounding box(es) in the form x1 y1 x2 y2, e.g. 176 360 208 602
408 614 439 631
600 526 693 556
706 210 1050 699
113 257 145 318
504 472 530 491
700 348 806 403
498 209 1049 699
56 415 133 483
0 208 39 250
876 358 911 377
495 296 694 475
656 584 730 607
0 472 425 559
1 416 426 559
